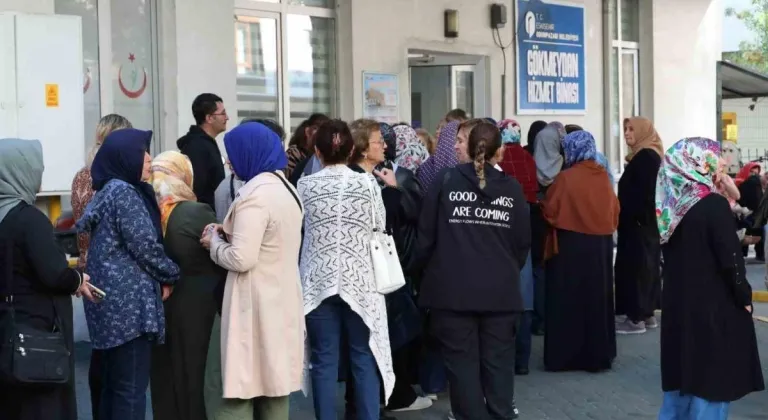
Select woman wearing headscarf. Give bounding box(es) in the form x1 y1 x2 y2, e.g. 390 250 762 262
735 162 765 260
530 122 564 335
497 119 537 375
523 120 547 155
200 122 304 420
0 139 96 420
417 120 460 189
78 128 180 418
69 114 132 420
214 118 285 223
542 130 619 373
656 138 764 419
394 125 430 173
149 151 226 420
613 117 664 335
534 122 565 192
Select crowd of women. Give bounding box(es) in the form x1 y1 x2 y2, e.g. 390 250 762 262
0 101 765 420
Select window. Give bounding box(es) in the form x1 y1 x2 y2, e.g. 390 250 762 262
235 1 337 138
55 0 161 157
608 0 640 170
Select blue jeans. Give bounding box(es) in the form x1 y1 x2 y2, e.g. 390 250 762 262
658 391 729 420
306 295 380 420
99 335 152 420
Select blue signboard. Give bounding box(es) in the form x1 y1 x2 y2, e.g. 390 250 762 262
516 0 586 115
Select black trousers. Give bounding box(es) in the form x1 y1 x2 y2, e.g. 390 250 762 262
431 310 518 420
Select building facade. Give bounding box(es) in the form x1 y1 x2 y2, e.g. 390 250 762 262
0 0 722 174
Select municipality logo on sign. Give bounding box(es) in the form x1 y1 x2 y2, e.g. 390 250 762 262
525 11 536 38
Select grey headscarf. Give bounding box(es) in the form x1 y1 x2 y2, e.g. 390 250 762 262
0 139 43 224
533 126 564 187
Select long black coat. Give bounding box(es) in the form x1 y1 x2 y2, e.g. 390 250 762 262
661 194 764 402
0 203 82 420
614 149 662 317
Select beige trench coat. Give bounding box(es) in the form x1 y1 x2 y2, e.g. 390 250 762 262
210 171 305 399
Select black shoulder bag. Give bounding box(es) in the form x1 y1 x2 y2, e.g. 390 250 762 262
0 239 71 387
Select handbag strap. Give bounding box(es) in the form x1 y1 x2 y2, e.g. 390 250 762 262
3 239 12 304
270 171 303 213
363 174 381 233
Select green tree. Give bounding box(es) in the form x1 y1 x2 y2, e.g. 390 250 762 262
725 0 768 74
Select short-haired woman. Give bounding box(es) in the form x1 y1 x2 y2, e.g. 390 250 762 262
412 121 531 420
299 119 394 420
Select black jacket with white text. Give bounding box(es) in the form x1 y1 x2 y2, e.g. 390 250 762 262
413 163 531 312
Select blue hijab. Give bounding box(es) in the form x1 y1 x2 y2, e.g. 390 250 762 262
91 128 162 239
224 122 287 182
562 130 615 184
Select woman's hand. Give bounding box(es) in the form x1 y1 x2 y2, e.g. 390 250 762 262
76 273 99 303
374 168 398 188
746 305 753 314
715 172 740 200
200 223 223 249
161 285 174 301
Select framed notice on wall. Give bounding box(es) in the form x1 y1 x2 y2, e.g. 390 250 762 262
362 72 399 123
515 0 587 115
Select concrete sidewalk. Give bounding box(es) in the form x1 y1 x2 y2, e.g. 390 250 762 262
72 261 768 419
75 322 768 420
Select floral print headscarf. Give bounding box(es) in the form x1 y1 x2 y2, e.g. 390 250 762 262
393 125 429 172
498 119 522 144
151 151 197 235
655 137 720 244
562 130 598 167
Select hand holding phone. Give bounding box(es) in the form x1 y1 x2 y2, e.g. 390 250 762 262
87 283 107 301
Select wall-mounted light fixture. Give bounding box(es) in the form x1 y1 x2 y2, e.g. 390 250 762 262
444 9 459 38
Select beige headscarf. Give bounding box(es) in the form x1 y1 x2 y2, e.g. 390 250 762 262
151 151 197 235
624 117 663 162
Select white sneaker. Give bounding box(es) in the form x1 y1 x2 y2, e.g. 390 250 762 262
390 396 433 412
447 410 456 420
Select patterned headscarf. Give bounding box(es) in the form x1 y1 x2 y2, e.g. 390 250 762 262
498 119 522 144
655 137 720 244
151 151 197 235
417 120 460 188
394 125 429 172
563 130 598 167
380 122 397 163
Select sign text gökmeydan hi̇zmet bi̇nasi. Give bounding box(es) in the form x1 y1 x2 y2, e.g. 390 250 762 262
516 0 586 115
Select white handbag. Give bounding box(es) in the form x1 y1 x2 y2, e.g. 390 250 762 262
365 175 406 295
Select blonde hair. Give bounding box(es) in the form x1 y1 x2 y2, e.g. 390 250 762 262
415 128 436 155
87 114 132 167
349 118 381 163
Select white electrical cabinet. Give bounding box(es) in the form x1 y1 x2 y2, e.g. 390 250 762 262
0 13 84 194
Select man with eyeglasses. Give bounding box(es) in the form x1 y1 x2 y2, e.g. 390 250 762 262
178 93 229 211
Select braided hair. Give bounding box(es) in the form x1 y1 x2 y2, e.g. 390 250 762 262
467 122 502 189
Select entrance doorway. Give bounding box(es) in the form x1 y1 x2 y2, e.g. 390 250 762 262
408 49 489 132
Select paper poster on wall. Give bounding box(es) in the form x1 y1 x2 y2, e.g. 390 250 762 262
363 72 399 123
515 0 587 115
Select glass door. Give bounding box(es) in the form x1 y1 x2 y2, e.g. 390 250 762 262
451 65 475 118
234 10 282 126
